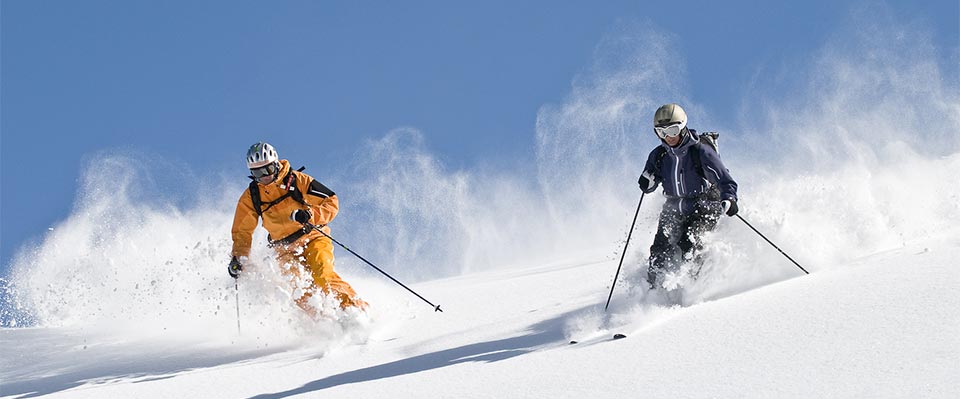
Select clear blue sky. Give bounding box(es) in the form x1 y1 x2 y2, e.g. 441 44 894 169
2 1 957 275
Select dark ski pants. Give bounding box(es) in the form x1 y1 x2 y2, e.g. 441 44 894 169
648 195 722 287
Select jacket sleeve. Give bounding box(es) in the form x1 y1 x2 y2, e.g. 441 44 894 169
296 172 339 226
231 188 260 257
697 146 738 201
639 147 664 193
643 147 664 180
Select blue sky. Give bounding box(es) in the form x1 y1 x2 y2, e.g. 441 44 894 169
1 0 958 276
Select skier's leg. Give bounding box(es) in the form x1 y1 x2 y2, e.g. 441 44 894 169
648 207 683 288
301 236 368 311
684 196 723 276
274 244 322 317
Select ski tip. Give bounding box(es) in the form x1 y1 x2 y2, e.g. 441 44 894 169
612 333 627 340
569 340 578 345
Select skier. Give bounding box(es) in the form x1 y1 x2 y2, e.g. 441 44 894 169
638 104 739 289
228 142 367 317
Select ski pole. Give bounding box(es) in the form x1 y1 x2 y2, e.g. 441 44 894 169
304 223 443 312
234 279 241 335
735 214 809 275
604 192 645 311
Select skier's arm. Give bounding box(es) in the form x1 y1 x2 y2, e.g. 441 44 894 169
638 148 663 193
296 172 339 226
231 189 259 257
698 147 738 201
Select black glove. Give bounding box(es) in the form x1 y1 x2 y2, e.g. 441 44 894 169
290 209 312 224
722 199 739 217
638 170 657 193
228 256 243 279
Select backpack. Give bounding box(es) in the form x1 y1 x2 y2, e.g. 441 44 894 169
691 131 720 180
248 166 307 218
697 131 720 154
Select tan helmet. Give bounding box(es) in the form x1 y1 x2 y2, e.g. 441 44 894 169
653 103 687 129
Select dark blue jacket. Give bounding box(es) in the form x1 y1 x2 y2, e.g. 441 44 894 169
641 129 738 214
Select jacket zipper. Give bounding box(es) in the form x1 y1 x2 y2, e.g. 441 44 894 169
672 152 683 197
667 150 681 213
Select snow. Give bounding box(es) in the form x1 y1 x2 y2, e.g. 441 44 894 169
3 229 959 398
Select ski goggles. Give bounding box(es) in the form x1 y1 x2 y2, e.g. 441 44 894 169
250 162 279 179
654 122 684 139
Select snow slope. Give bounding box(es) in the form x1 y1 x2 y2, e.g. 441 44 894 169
2 226 958 398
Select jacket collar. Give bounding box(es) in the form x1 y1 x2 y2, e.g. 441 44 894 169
661 127 699 151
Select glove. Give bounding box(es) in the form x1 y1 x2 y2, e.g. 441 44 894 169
290 209 312 224
228 256 243 279
638 170 657 193
721 199 739 217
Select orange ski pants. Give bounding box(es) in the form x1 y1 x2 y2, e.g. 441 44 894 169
274 235 367 314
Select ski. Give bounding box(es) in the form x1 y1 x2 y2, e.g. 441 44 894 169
569 333 627 345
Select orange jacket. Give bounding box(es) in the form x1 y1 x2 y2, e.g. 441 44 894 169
231 160 339 257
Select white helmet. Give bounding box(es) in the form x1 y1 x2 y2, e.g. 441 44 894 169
246 142 279 169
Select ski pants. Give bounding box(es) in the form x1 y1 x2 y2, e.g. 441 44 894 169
648 194 722 287
274 235 368 314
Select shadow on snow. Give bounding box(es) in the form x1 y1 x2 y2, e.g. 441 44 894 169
249 307 588 399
